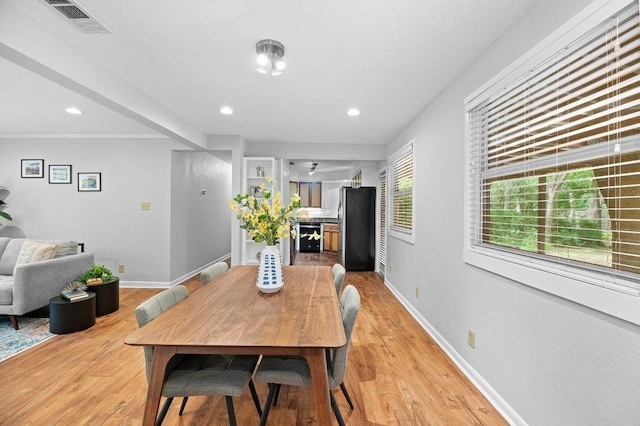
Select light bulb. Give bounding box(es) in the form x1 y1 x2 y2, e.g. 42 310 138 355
256 53 269 67
275 58 286 71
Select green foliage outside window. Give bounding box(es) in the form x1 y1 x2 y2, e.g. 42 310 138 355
488 169 612 266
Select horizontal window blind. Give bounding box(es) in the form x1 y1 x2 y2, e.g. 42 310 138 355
389 142 414 236
468 1 640 286
379 169 387 266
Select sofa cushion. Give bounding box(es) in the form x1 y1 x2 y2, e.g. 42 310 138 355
51 240 78 257
0 239 25 275
0 276 13 305
15 240 57 267
31 240 79 258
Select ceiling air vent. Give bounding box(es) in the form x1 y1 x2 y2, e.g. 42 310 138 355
42 0 111 34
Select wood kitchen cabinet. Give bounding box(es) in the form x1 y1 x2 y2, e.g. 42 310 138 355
323 224 339 252
294 181 322 207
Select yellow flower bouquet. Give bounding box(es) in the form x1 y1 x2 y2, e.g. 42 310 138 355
230 177 301 246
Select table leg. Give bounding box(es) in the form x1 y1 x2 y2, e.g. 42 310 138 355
142 346 176 426
302 347 333 424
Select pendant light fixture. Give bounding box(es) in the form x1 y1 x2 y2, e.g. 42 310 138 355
256 39 286 76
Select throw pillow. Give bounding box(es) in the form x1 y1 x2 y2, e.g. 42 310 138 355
15 240 57 267
53 240 79 258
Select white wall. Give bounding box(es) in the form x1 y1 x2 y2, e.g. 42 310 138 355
385 0 640 424
0 138 174 284
0 138 233 287
170 151 232 282
322 181 342 212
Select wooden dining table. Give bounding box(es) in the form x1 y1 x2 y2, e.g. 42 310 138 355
124 265 346 425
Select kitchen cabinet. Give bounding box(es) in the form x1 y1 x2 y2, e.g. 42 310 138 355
323 224 339 252
295 182 322 207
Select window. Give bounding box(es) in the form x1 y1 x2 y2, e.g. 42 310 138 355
389 141 414 243
379 169 387 273
351 170 362 188
466 0 640 323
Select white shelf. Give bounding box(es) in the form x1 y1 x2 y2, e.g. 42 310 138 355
241 157 286 265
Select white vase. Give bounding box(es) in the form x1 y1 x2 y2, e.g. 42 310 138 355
256 244 284 293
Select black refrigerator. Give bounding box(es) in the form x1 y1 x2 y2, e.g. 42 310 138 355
338 186 376 271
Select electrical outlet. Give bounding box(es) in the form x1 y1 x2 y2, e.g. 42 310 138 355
141 202 151 211
118 264 125 274
467 329 476 349
415 286 419 298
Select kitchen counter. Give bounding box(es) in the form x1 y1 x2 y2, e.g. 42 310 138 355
296 217 338 224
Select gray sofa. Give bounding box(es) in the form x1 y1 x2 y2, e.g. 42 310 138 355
0 237 94 329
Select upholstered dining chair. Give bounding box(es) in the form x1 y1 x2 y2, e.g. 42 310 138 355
200 261 229 285
332 263 346 296
255 284 361 426
134 285 262 426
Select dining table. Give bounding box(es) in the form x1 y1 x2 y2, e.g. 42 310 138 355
124 264 346 425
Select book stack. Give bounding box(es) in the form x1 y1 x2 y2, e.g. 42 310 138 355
61 289 89 301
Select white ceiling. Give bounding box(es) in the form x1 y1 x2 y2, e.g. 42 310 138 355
1 0 536 146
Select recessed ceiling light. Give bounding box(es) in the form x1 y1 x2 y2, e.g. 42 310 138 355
65 107 83 115
347 108 360 117
219 106 234 115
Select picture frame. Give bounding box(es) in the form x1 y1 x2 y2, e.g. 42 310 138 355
21 159 44 178
49 164 72 184
77 172 101 192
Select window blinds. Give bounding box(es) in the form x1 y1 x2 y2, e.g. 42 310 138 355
379 170 387 266
468 1 640 283
390 142 414 234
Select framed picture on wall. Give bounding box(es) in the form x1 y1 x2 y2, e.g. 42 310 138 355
21 159 44 178
77 172 101 192
49 164 72 184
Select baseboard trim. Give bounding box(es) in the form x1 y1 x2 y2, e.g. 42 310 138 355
119 281 168 289
384 278 526 426
119 254 231 289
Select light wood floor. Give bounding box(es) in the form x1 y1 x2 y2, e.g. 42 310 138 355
0 255 506 425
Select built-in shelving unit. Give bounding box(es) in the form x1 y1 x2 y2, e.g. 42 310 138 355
241 157 285 265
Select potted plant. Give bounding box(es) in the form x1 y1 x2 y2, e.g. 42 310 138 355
230 176 302 293
0 186 12 226
80 264 120 316
81 264 113 286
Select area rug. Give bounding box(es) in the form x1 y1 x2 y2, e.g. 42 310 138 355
0 316 54 362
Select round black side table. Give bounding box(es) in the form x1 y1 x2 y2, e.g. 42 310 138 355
49 292 96 334
89 277 120 317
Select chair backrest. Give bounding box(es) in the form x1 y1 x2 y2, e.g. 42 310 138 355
200 262 229 285
331 263 346 296
329 284 360 387
134 285 189 380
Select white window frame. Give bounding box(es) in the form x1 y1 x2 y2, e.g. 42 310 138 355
464 0 640 326
388 140 415 244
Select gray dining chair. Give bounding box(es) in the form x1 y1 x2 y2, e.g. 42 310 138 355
134 285 262 426
255 284 361 426
332 263 346 296
200 261 229 285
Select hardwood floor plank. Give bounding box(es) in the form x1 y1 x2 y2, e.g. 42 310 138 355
0 257 506 425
